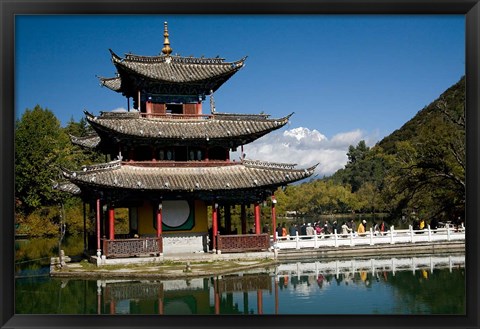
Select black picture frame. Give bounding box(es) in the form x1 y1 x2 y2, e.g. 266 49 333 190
1 1 478 328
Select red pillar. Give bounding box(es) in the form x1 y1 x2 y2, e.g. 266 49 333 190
158 287 164 315
214 278 220 315
254 202 261 235
108 205 115 240
158 298 164 315
257 290 263 314
241 204 247 234
156 203 163 237
96 198 101 251
271 195 277 242
212 203 218 251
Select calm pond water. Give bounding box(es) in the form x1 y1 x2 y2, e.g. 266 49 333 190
15 237 465 315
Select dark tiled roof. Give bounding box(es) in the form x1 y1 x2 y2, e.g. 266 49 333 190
61 159 316 192
99 50 246 95
52 181 81 195
99 76 121 92
84 110 291 145
70 134 101 148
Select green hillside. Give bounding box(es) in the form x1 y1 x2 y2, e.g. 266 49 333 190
378 76 465 154
278 76 465 225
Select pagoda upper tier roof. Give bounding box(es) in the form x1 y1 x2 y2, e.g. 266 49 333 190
99 50 246 97
60 159 317 195
80 110 292 149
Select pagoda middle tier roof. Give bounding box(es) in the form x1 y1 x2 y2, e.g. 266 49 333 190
81 110 292 149
60 159 317 194
99 50 246 97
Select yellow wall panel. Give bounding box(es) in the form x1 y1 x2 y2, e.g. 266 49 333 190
136 200 208 235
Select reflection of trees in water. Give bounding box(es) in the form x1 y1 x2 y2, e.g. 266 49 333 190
16 278 99 314
276 265 464 314
385 268 465 314
16 236 85 273
15 251 465 315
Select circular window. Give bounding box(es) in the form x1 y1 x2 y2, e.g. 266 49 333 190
162 200 191 228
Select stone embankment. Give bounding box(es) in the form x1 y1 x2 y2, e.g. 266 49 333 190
50 240 464 280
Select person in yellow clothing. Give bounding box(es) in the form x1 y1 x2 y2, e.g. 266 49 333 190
357 220 366 235
419 218 426 230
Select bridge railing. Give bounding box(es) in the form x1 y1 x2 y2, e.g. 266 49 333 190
275 254 465 277
273 224 465 250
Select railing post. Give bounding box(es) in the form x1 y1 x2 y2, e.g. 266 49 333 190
334 229 338 247
314 230 318 248
409 225 414 243
427 224 432 242
350 230 354 246
447 225 451 241
369 228 374 245
390 226 395 244
295 231 300 249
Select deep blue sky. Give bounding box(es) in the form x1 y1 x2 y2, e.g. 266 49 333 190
15 15 465 174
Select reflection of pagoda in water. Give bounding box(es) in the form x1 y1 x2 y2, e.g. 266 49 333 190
56 22 316 261
95 255 465 314
98 274 274 315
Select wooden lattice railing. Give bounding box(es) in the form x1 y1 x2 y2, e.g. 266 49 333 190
216 234 270 253
104 282 164 302
102 237 162 258
216 273 272 293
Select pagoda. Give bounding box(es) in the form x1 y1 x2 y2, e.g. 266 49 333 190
56 22 316 261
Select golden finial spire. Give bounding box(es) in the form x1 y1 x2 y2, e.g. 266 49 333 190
162 21 173 56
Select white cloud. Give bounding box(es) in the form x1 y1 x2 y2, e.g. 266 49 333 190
111 107 128 112
236 127 380 177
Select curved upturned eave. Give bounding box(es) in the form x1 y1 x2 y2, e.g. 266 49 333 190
69 133 101 149
52 180 82 195
98 76 122 92
109 49 246 84
84 111 291 144
61 160 316 192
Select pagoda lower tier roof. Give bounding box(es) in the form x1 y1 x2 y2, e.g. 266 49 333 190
99 50 246 97
60 159 317 195
81 110 291 149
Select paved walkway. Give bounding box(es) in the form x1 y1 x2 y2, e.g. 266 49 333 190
50 251 276 279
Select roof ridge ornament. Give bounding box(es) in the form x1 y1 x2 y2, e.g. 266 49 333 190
161 21 173 56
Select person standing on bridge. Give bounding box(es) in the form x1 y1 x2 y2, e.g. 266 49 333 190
300 222 307 236
348 219 356 233
306 223 315 236
289 223 297 239
276 223 283 239
341 221 352 237
357 220 367 236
